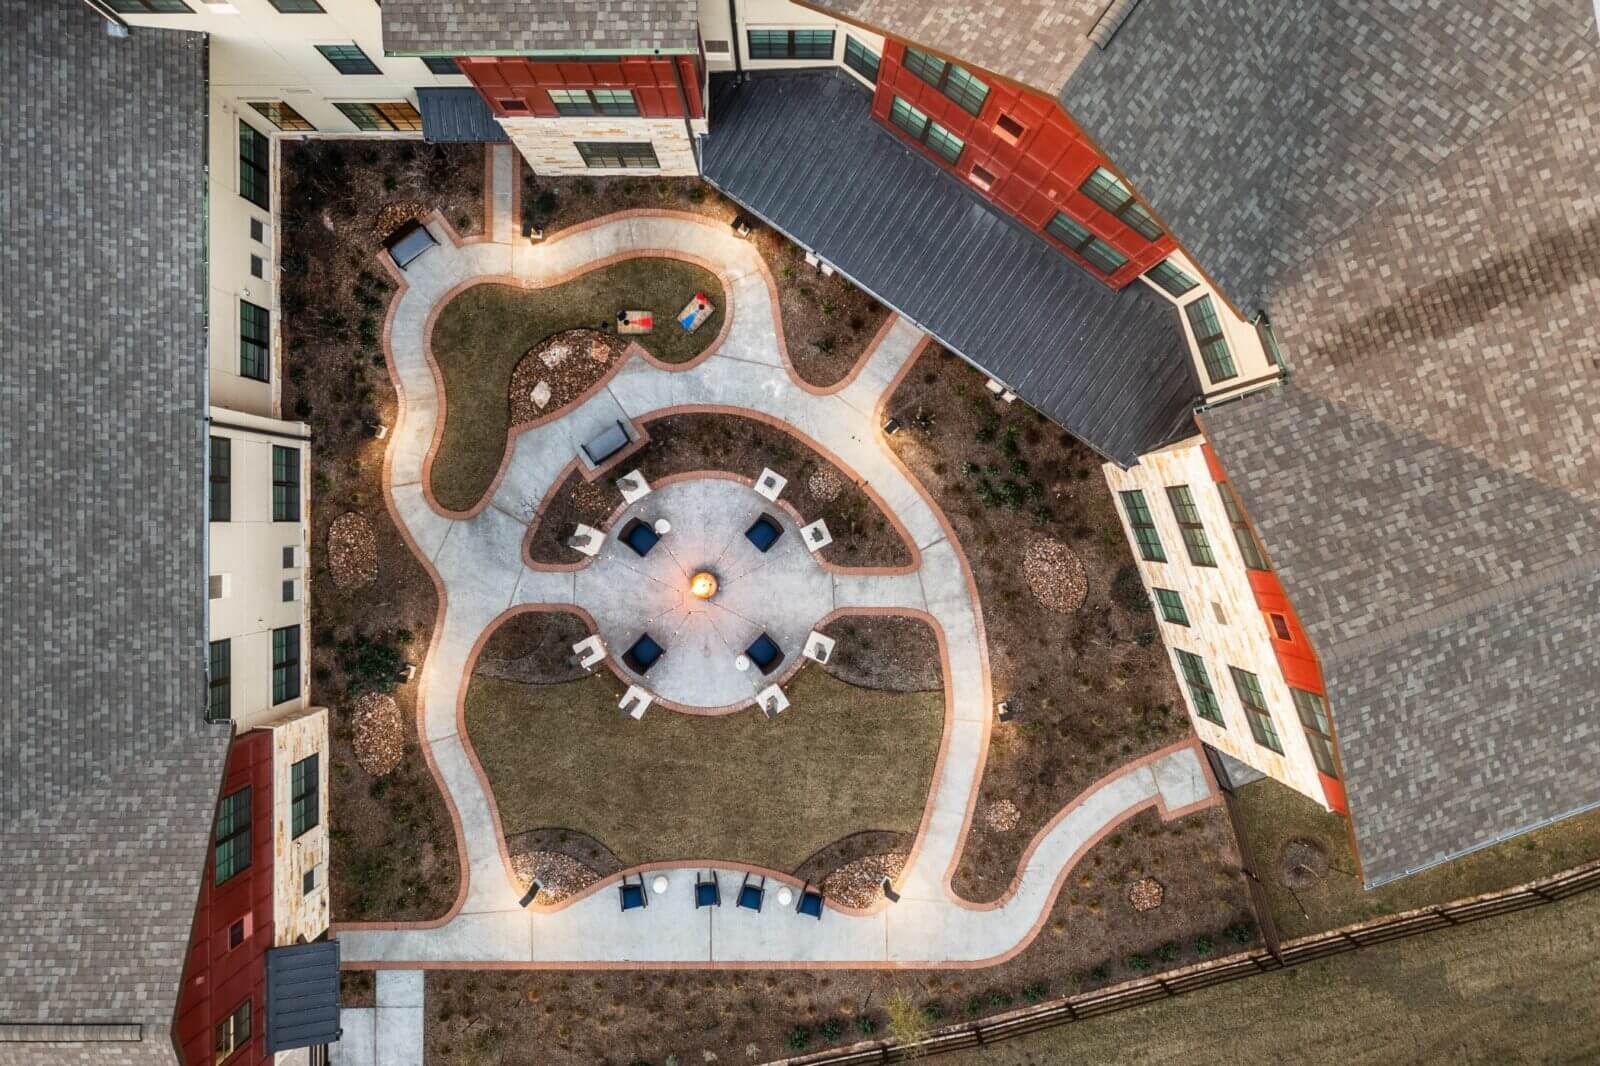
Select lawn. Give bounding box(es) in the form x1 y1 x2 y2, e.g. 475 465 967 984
1234 775 1600 939
427 259 725 512
462 666 945 871
942 885 1600 1066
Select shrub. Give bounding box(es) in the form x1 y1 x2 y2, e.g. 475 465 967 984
1021 981 1048 1003
1156 941 1180 963
963 995 984 1017
1112 565 1151 612
687 185 706 203
535 190 558 217
814 336 835 354
1126 953 1151 972
1195 934 1215 956
921 1001 944 1023
786 1027 811 1050
1226 921 1255 946
1088 963 1109 983
339 637 404 697
819 1019 842 1041
855 1015 877 1036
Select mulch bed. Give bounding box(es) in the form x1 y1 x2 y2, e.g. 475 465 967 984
823 852 909 909
328 512 378 590
817 614 942 693
525 412 912 570
507 329 622 425
350 693 404 777
281 139 479 923
522 174 891 388
472 610 591 686
882 344 1194 902
983 799 1021 833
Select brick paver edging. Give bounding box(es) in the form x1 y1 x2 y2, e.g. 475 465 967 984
765 857 1600 1064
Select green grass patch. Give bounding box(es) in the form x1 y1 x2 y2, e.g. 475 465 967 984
427 257 724 511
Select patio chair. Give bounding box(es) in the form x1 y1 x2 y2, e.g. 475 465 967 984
623 633 664 675
695 871 721 909
618 517 661 557
384 219 437 270
796 882 824 920
744 633 784 676
619 873 649 912
736 873 766 912
744 513 784 553
581 420 631 466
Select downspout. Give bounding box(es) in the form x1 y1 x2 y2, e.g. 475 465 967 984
670 55 701 174
727 0 743 81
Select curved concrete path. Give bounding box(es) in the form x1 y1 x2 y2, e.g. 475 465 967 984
335 182 1217 970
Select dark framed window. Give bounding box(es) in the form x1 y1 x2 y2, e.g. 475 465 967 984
106 0 191 11
1231 667 1283 753
1146 258 1198 298
1045 212 1128 275
1218 481 1270 570
250 254 264 279
1270 613 1292 641
843 36 880 82
422 55 461 75
1175 650 1223 725
272 625 301 705
272 446 300 522
215 999 252 1062
239 300 270 382
250 218 266 243
214 787 251 885
248 100 314 132
208 639 231 722
1293 689 1339 778
1256 313 1284 367
303 868 317 895
902 47 990 116
575 141 659 169
1185 295 1237 382
209 436 230 522
334 100 423 131
546 88 639 117
238 120 269 209
994 113 1025 140
1079 166 1163 240
228 919 246 949
267 0 323 10
290 754 319 838
1118 489 1165 563
316 43 380 75
1153 588 1189 627
747 28 835 59
1165 485 1216 566
888 96 963 165
969 162 996 190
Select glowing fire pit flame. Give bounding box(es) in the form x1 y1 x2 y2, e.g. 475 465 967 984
690 570 719 601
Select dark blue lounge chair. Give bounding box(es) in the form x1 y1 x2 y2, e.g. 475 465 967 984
745 633 783 676
745 513 784 553
623 633 663 674
737 873 765 912
797 884 824 920
695 871 721 909
619 517 660 557
385 219 437 270
619 874 648 911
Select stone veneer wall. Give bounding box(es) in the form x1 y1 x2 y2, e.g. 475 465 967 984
271 705 330 946
501 116 706 176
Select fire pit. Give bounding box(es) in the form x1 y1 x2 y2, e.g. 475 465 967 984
690 570 719 601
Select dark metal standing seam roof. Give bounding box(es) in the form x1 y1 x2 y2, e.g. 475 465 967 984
417 87 510 143
264 942 342 1054
700 70 1198 466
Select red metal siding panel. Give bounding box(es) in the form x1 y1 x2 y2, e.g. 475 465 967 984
459 56 704 120
871 42 1173 288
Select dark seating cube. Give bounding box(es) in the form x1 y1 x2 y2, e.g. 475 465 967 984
745 633 783 676
745 514 783 553
620 883 647 911
619 518 660 557
737 884 764 911
582 420 630 466
695 880 720 908
385 219 437 270
797 889 824 919
623 633 663 674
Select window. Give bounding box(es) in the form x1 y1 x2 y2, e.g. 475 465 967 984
303 867 318 895
703 39 730 54
420 54 461 74
1270 613 1291 641
843 36 880 83
1045 212 1128 275
969 163 995 191
106 0 191 11
272 446 300 522
901 47 990 116
316 43 380 75
1256 314 1284 367
1153 588 1189 626
249 254 264 279
1230 667 1283 753
1293 689 1339 777
334 100 423 131
575 141 659 169
272 625 301 705
291 754 319 838
214 999 252 1063
1185 296 1237 382
267 0 323 10
239 300 270 382
208 639 231 722
1165 485 1216 566
209 436 230 522
1174 651 1223 725
994 113 1025 142
497 98 529 113
546 88 639 117
888 97 964 165
228 919 245 949
1119 489 1165 563
1218 481 1270 570
1079 165 1163 240
247 100 314 131
238 121 269 209
747 28 835 59
214 787 251 885
250 218 265 244
1146 258 1198 298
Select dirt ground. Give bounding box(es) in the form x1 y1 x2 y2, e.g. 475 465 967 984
818 614 943 693
1234 775 1600 939
422 804 1250 1065
525 412 912 570
883 345 1194 901
280 140 483 923
522 172 890 387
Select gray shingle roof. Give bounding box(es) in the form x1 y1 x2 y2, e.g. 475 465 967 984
1198 35 1600 886
0 2 227 1057
702 70 1198 465
382 0 700 55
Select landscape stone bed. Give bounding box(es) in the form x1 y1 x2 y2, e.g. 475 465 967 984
506 328 623 425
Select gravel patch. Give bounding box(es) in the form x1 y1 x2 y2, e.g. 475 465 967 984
351 693 404 777
328 512 379 590
1023 537 1088 613
510 849 602 903
807 468 843 502
373 200 427 241
821 852 908 909
509 329 622 425
983 799 1021 833
1128 876 1165 912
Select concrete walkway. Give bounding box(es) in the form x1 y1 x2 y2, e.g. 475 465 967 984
337 188 1217 970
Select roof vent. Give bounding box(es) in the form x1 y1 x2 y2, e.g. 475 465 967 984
1088 0 1143 49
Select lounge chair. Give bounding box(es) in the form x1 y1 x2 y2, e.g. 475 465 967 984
744 633 784 676
744 513 784 553
619 873 648 911
695 871 721 909
737 873 765 912
385 219 437 270
581 421 630 466
618 517 661 557
623 633 663 675
796 883 824 920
